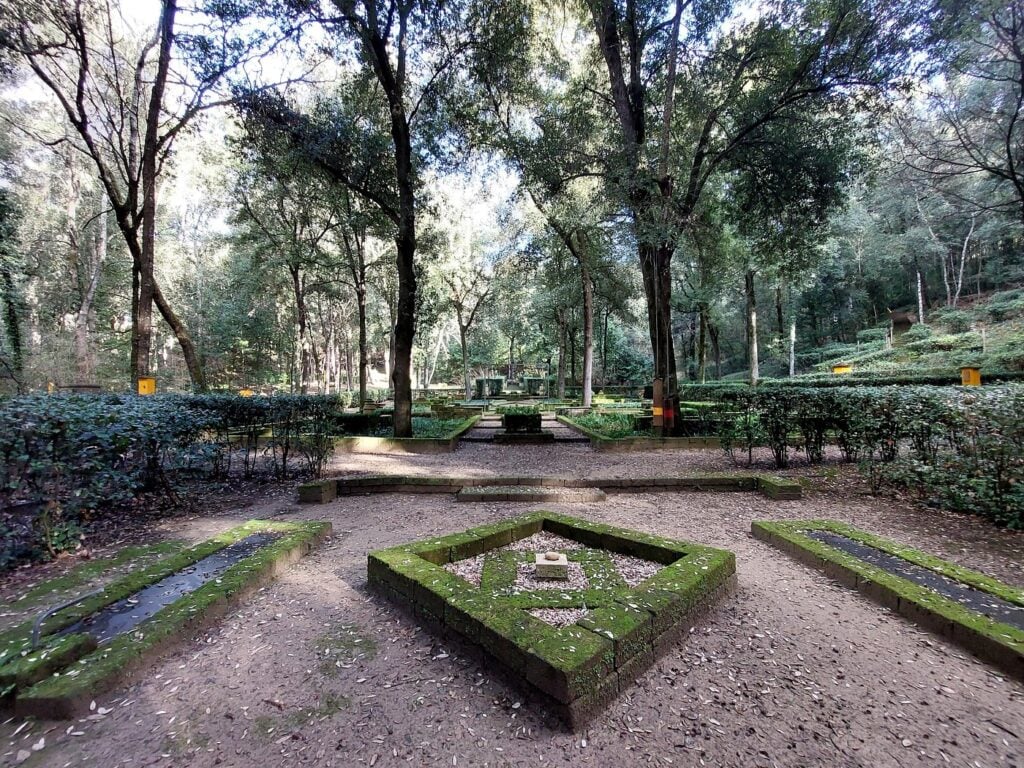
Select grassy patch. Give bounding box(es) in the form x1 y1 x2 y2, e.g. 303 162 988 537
567 412 648 439
253 691 349 740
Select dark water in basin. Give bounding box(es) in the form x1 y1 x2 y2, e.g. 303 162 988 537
803 530 1024 631
59 533 279 644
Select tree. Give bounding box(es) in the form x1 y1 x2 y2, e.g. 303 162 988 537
901 1 1024 227
0 0 231 389
441 262 492 400
472 10 610 407
231 147 346 392
229 0 528 435
0 188 22 390
581 0 952 395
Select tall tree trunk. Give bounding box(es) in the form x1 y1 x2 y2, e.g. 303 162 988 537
344 326 353 393
369 16 417 435
357 284 368 406
775 286 785 348
709 322 722 380
74 207 105 381
424 322 446 389
569 326 577 385
953 215 975 307
130 262 140 382
601 309 610 387
64 154 91 382
789 319 796 377
290 265 310 394
0 265 21 375
639 244 677 391
556 311 567 399
581 261 594 407
745 270 759 385
916 270 926 324
136 0 176 386
697 302 708 384
460 324 471 400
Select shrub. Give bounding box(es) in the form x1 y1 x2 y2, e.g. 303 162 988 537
495 405 541 415
0 392 349 570
942 308 974 334
570 412 645 439
856 327 889 344
985 289 1024 321
902 323 933 342
686 384 1024 529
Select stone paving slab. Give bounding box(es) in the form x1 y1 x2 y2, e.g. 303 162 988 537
457 486 608 503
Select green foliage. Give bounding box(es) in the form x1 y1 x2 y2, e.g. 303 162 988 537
931 307 973 334
901 323 933 342
985 289 1024 321
855 327 889 343
495 405 540 415
697 385 1024 528
570 412 649 439
408 417 471 439
0 393 349 570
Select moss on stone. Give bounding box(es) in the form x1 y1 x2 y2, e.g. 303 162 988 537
753 520 1024 671
0 522 292 666
0 633 97 688
14 520 329 715
577 604 652 668
525 625 615 703
367 511 736 727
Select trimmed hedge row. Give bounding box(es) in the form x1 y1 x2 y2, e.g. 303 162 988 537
0 394 349 569
691 385 1024 529
676 370 1024 397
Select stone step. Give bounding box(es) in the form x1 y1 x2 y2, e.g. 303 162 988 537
456 486 607 503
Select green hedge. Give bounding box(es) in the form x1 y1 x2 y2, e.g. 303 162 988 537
0 393 350 570
682 385 1024 529
677 371 1024 397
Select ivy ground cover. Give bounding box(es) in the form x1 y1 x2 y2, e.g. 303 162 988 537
367 512 735 728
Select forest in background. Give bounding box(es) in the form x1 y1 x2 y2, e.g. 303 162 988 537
0 0 1022 414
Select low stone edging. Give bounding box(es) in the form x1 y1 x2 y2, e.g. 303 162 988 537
367 511 737 729
556 415 721 451
298 473 802 503
0 520 331 718
752 520 1023 682
332 415 480 454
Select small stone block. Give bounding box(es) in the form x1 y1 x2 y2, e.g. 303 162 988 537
297 481 336 504
535 552 568 579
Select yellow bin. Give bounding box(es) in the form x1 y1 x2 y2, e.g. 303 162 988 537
960 367 981 387
137 376 156 395
832 364 853 375
239 388 255 397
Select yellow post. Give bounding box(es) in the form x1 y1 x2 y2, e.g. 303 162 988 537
651 378 664 430
137 376 156 395
960 367 981 387
832 364 853 375
239 388 254 397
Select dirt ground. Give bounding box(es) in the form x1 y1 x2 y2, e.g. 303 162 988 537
2 443 1022 768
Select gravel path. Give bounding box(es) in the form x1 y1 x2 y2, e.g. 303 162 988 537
1 446 1021 768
